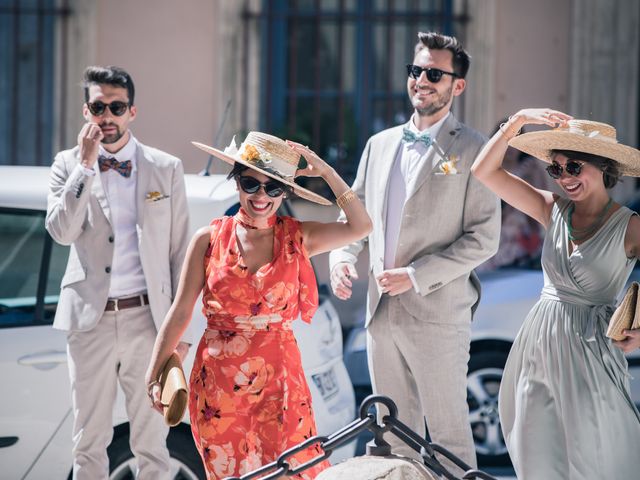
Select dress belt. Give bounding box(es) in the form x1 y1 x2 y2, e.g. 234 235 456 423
105 293 149 312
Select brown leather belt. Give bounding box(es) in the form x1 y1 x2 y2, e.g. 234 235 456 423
105 293 149 312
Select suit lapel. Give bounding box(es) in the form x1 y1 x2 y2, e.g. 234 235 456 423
91 162 113 226
406 114 461 200
136 144 152 229
378 129 404 231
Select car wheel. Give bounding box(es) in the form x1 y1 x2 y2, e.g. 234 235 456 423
467 350 511 467
107 427 206 480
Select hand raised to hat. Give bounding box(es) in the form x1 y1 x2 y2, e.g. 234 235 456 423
77 122 104 169
504 108 573 138
285 140 332 178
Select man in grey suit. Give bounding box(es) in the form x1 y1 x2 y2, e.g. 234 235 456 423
330 32 500 471
46 66 190 479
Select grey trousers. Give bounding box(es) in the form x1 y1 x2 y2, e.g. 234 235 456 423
367 295 476 474
67 305 171 480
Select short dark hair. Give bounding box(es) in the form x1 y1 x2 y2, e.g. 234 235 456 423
552 149 621 189
415 32 471 79
83 66 135 105
227 162 293 196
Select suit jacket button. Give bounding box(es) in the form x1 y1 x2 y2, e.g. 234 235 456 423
105 266 111 273
108 236 114 243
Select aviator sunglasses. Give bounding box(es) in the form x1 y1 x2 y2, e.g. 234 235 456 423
87 100 130 117
545 160 584 179
238 176 285 198
406 64 460 83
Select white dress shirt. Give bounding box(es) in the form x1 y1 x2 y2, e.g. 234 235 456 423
94 134 147 298
383 113 449 289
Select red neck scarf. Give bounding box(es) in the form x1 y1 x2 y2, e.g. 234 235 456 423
234 207 277 230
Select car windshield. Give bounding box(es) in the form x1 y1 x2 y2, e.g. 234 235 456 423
0 208 68 327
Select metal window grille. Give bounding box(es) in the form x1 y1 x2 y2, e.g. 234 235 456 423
0 0 71 166
242 0 468 184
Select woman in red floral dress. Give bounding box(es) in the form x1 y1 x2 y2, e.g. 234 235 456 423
145 132 372 479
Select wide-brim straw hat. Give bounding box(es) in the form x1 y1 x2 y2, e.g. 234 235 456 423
509 119 640 177
192 132 331 205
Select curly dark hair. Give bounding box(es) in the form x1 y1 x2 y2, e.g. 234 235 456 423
551 149 621 189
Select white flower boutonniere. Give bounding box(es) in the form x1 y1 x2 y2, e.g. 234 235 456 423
438 155 459 175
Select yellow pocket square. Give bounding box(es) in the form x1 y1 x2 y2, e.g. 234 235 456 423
145 191 169 202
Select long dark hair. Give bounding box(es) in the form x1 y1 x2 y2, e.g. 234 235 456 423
551 149 621 189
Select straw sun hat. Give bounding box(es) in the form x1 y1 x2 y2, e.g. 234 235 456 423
509 119 640 177
192 132 332 205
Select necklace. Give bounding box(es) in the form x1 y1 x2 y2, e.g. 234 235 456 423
234 207 277 230
567 198 613 242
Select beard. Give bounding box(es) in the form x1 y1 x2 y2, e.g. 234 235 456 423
412 82 454 117
100 123 124 144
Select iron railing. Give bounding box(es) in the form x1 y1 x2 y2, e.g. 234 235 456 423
224 395 498 480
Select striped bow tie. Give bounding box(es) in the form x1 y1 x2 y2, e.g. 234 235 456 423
98 155 132 178
402 127 432 147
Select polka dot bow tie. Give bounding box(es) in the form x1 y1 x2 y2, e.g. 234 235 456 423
402 127 432 147
98 155 132 178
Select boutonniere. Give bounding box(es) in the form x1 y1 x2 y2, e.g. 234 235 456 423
146 191 169 202
432 139 460 175
438 155 459 175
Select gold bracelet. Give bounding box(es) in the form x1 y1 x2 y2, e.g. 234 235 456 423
336 189 357 210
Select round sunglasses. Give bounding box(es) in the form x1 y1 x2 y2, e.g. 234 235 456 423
238 176 285 198
87 101 130 117
545 160 584 179
406 64 460 83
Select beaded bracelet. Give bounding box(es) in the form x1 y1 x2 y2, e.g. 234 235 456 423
498 115 522 140
336 189 357 210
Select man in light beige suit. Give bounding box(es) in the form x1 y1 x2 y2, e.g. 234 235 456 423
46 66 190 479
330 33 500 472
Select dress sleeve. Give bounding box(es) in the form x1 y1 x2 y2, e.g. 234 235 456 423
289 217 319 323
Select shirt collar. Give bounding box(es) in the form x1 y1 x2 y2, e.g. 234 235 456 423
407 111 450 140
99 132 138 171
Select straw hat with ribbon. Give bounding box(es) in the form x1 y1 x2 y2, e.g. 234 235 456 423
192 132 331 205
509 119 640 177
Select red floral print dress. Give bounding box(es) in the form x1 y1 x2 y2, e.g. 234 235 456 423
189 213 330 480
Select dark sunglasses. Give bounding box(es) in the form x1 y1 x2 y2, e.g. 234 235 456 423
406 64 460 83
545 160 584 179
87 101 130 116
238 176 285 198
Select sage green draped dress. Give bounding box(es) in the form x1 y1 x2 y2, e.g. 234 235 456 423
499 199 640 479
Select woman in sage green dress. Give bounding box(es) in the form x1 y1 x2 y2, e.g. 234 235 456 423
471 108 640 479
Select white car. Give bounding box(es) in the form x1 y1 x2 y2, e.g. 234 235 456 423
344 266 640 467
0 165 355 480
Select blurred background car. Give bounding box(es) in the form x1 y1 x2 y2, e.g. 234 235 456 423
0 165 355 480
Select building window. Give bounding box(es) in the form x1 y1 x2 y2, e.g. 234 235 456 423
248 0 464 184
0 0 70 166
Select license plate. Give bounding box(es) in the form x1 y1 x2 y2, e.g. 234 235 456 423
312 366 339 400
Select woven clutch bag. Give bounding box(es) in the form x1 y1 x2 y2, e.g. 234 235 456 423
159 352 188 427
607 282 640 341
